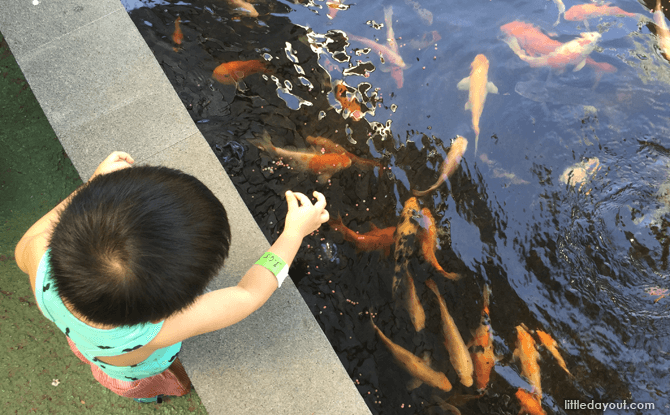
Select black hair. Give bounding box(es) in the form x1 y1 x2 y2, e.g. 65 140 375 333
48 165 231 327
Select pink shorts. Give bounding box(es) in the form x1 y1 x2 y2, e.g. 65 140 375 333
66 336 192 399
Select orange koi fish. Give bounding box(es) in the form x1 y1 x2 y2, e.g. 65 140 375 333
172 17 183 45
516 388 546 415
425 278 473 387
413 135 468 197
513 325 542 398
249 131 352 182
504 32 601 73
227 0 259 17
328 215 396 256
371 315 452 392
500 21 616 81
384 6 404 88
393 197 427 332
346 33 407 68
306 135 381 170
417 208 460 280
213 60 270 85
469 285 495 391
654 0 670 60
535 330 571 376
457 55 498 155
564 3 637 23
333 81 364 121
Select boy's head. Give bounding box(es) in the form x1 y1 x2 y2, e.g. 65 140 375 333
49 165 231 327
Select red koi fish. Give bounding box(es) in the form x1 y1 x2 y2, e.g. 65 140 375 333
516 388 546 415
469 285 495 391
457 56 497 155
333 81 364 121
249 131 352 182
500 21 616 80
212 60 270 85
172 17 183 45
384 6 404 88
514 324 542 398
565 3 638 23
328 215 395 256
413 135 468 197
504 31 601 72
535 330 571 376
425 278 474 387
306 135 381 170
417 208 460 280
654 0 670 60
371 315 452 391
346 33 407 69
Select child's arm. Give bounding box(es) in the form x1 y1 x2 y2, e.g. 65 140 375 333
15 152 134 284
153 190 329 347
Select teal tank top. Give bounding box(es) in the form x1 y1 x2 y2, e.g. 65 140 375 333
35 249 183 381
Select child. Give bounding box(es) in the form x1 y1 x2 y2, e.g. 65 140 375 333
14 151 329 403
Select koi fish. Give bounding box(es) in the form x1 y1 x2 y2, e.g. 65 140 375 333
417 208 460 280
370 315 452 391
346 33 407 69
249 131 352 183
552 0 566 26
328 215 395 256
469 285 495 391
333 81 364 121
479 153 529 185
516 388 546 415
513 325 542 398
654 0 670 61
306 135 381 170
327 0 348 20
413 136 468 197
409 31 441 50
559 157 600 192
535 330 571 376
504 31 601 72
404 0 433 25
384 6 404 89
500 21 616 81
227 0 259 17
392 197 427 331
212 60 270 85
564 3 637 23
457 55 498 155
172 17 183 45
425 278 474 387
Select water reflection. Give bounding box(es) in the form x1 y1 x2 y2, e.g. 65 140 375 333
123 0 670 413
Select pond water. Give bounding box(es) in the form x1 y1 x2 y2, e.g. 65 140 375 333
122 0 669 413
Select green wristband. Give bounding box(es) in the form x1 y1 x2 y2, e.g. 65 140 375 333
255 252 289 287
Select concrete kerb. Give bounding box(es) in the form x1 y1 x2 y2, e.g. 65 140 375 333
0 0 371 414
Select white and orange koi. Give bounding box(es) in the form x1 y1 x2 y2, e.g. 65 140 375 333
513 324 542 398
371 315 453 392
417 208 460 280
504 32 601 72
552 0 566 27
654 0 670 60
413 135 468 197
535 330 571 376
516 388 546 415
425 278 474 387
346 33 407 69
227 0 259 17
384 6 404 88
469 285 495 391
457 55 498 155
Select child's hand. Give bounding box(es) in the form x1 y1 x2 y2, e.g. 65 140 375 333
91 151 134 180
284 190 329 239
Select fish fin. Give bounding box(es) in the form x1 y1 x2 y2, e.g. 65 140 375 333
465 101 472 111
407 377 424 391
369 222 379 231
474 134 478 157
487 82 499 94
573 59 587 71
249 130 273 152
379 64 392 73
457 76 470 90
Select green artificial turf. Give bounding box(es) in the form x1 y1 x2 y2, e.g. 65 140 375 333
0 30 207 414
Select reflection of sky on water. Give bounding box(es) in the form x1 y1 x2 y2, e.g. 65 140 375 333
123 0 670 413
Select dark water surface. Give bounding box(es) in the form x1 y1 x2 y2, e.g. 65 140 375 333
122 0 669 413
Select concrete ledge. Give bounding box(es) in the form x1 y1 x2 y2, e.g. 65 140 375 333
1 0 371 414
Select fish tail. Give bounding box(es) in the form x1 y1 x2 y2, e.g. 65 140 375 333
249 130 274 152
474 133 479 156
439 269 462 281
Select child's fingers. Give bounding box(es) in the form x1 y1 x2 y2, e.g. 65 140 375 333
285 190 299 211
313 191 327 210
292 192 312 207
319 209 330 223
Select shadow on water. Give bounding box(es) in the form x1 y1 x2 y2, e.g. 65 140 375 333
122 0 670 413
